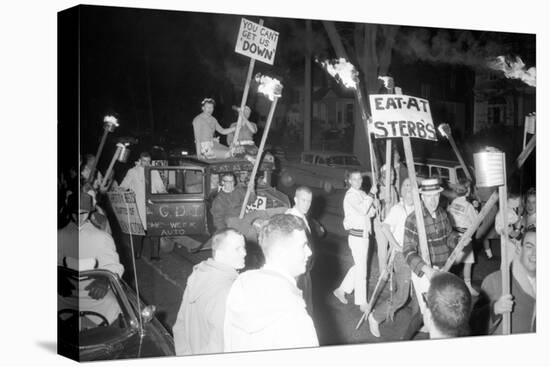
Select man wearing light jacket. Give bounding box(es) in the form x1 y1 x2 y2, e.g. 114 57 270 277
223 214 319 352
172 228 246 355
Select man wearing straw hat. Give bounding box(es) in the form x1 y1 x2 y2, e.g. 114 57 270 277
403 177 460 318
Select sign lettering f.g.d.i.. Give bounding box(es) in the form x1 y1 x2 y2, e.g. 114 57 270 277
368 94 437 141
235 18 279 65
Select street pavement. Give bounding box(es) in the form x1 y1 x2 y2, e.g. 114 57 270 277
114 186 502 346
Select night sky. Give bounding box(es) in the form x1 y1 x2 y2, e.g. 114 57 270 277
71 5 535 170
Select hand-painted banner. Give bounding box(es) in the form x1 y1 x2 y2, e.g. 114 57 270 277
107 191 145 235
235 18 279 65
369 94 437 141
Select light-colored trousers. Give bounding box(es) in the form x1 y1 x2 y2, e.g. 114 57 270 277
338 235 369 305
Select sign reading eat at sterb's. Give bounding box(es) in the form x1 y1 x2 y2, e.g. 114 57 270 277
369 94 437 141
235 18 279 65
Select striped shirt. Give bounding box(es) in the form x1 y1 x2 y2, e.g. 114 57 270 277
403 204 460 277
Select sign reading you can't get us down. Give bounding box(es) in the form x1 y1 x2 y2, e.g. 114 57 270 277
368 94 437 141
235 18 279 65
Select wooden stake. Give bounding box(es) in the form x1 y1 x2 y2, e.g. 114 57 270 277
101 145 122 188
446 134 473 181
231 19 264 148
402 137 431 265
87 128 109 185
499 156 511 335
355 246 397 329
443 191 499 271
239 97 278 218
385 139 392 214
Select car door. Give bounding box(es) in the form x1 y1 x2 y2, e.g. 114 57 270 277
145 165 208 236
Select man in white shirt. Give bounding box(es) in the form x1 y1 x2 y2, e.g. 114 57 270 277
224 214 319 352
286 186 314 315
368 178 414 337
120 152 166 259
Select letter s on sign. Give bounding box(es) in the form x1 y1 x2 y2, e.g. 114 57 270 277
374 121 388 138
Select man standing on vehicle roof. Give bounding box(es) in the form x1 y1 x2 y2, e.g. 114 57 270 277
173 228 247 355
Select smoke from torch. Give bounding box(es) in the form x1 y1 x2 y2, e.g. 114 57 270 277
487 56 536 87
254 74 283 101
316 57 359 90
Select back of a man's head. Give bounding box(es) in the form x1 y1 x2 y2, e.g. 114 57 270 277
258 214 306 259
426 272 472 338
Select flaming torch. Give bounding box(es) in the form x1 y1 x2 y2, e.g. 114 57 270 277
317 58 378 186
100 141 131 192
239 74 283 218
87 114 119 186
487 56 536 87
437 123 473 181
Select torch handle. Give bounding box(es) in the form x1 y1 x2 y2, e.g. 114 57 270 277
355 246 397 330
447 135 473 181
101 146 122 188
499 159 511 335
239 96 278 219
87 128 110 185
402 136 431 266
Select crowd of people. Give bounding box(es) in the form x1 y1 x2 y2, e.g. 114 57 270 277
57 99 536 354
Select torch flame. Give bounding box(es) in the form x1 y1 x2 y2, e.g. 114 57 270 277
104 115 119 126
316 57 359 89
378 76 394 90
487 56 536 87
255 74 283 101
437 123 451 139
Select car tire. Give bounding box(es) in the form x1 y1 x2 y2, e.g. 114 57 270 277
323 180 333 193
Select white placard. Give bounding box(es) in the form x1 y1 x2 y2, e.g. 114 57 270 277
235 18 279 65
369 94 437 141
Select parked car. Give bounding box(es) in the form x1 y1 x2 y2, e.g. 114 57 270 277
278 150 372 193
58 266 175 361
413 158 475 204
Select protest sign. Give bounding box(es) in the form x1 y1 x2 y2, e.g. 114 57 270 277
107 191 145 236
369 94 437 141
235 18 279 65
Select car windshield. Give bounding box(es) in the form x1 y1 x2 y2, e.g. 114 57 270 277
58 269 135 349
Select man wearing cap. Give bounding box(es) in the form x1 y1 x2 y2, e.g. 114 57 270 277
192 98 236 160
447 179 480 296
403 178 461 318
228 106 258 159
58 191 124 326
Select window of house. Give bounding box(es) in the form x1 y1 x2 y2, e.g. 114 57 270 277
346 103 354 124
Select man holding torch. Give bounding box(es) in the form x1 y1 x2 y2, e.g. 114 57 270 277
403 178 461 318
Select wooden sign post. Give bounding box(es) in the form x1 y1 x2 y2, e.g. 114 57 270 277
232 19 279 148
239 94 280 218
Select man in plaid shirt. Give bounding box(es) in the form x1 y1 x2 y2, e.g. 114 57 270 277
403 178 461 319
